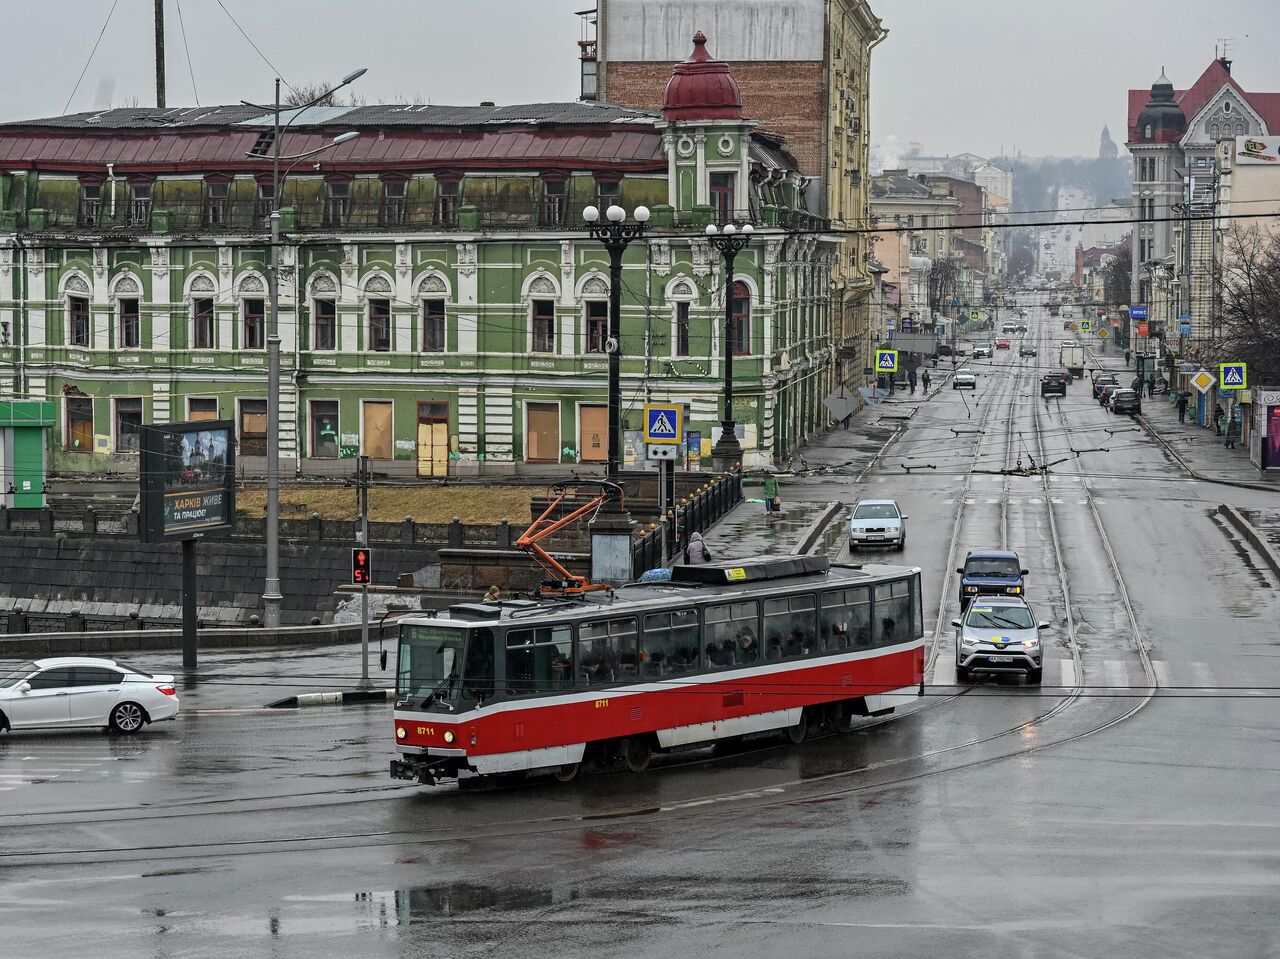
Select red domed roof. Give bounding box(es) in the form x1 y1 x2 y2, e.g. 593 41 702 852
662 33 743 122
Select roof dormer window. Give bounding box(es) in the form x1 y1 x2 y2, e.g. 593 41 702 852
1144 124 1152 140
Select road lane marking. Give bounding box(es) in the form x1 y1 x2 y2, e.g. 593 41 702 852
1104 659 1127 688
1152 660 1173 687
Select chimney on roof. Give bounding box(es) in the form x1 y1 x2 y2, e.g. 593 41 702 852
480 101 496 107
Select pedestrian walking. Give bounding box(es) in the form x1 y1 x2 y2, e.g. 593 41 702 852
1224 410 1238 449
1213 406 1226 435
1175 391 1189 424
842 413 852 430
921 370 932 392
684 531 713 564
908 369 918 394
1130 375 1143 394
1124 349 1131 367
1146 377 1155 399
762 473 780 514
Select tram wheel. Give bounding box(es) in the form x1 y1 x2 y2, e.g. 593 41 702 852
552 762 580 783
786 711 809 745
622 736 652 773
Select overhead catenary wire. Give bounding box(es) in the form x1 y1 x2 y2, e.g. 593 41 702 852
61 0 121 115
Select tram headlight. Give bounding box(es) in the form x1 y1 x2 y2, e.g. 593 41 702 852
443 730 455 744
396 726 407 740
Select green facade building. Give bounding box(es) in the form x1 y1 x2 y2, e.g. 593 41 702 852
0 37 839 479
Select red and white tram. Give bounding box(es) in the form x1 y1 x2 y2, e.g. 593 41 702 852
390 555 924 786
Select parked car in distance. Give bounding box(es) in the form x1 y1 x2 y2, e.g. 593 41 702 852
953 596 1048 683
953 368 978 389
1098 383 1120 406
1019 343 1037 357
1015 322 1028 333
996 339 1011 350
848 499 907 551
1002 322 1018 334
1092 374 1119 399
957 550 1029 608
1109 388 1142 415
1040 371 1068 396
0 658 178 734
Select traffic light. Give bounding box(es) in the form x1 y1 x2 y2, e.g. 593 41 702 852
351 547 372 585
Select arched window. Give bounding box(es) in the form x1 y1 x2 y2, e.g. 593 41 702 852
730 281 751 356
1210 122 1220 140
1144 123 1152 140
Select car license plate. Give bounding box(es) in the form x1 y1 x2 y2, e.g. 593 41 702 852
988 655 1014 663
867 535 884 541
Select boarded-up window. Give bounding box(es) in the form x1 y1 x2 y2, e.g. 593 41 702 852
239 399 267 456
188 397 219 421
66 397 93 453
526 402 559 463
362 401 393 459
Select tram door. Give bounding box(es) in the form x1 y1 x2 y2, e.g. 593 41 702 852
578 405 607 462
416 401 449 477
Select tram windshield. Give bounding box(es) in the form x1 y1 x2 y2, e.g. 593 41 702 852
397 625 494 706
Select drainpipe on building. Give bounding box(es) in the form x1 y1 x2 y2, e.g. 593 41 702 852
13 236 26 397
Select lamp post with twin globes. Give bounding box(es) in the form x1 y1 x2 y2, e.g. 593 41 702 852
704 222 753 468
582 203 650 477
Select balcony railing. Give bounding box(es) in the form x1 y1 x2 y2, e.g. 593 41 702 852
18 199 828 235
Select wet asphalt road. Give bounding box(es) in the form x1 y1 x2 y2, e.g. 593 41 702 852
3 298 1279 958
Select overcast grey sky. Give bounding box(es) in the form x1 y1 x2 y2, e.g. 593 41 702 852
3 1 1280 158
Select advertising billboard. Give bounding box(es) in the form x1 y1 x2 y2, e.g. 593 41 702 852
1236 136 1280 165
139 419 236 542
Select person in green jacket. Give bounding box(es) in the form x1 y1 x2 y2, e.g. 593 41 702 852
763 474 779 513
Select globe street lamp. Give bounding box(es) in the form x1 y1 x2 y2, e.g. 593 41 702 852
583 203 650 476
242 69 366 630
704 222 753 468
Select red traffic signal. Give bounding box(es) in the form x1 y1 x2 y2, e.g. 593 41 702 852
351 547 372 585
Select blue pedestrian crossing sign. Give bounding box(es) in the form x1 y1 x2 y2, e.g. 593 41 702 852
1079 318 1093 332
876 349 899 373
1219 362 1247 390
644 403 683 444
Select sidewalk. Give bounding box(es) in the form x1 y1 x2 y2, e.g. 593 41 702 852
1087 345 1278 491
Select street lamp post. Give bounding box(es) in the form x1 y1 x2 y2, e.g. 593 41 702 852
704 222 754 468
243 69 366 628
582 203 650 476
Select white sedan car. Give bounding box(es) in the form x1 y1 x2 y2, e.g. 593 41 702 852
0 657 179 733
848 499 908 550
953 368 977 389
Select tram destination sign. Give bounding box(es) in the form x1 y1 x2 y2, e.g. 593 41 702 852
139 419 237 543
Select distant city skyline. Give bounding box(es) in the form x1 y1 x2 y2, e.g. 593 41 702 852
1 1 1278 159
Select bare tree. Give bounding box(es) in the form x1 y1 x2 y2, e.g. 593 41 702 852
1219 224 1280 378
283 83 367 108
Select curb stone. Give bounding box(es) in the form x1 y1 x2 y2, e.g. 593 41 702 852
268 688 396 709
1218 505 1280 580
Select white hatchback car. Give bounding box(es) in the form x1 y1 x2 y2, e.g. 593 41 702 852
953 368 977 389
0 657 179 734
848 499 907 550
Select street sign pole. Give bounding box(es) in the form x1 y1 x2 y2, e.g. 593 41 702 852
356 455 372 690
182 537 198 669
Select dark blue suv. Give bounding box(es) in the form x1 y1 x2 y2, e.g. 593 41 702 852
957 550 1029 607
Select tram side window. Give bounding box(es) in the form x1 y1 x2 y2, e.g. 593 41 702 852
506 625 573 696
578 618 638 686
820 587 871 650
873 581 912 646
763 595 817 659
704 601 759 669
641 609 699 677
